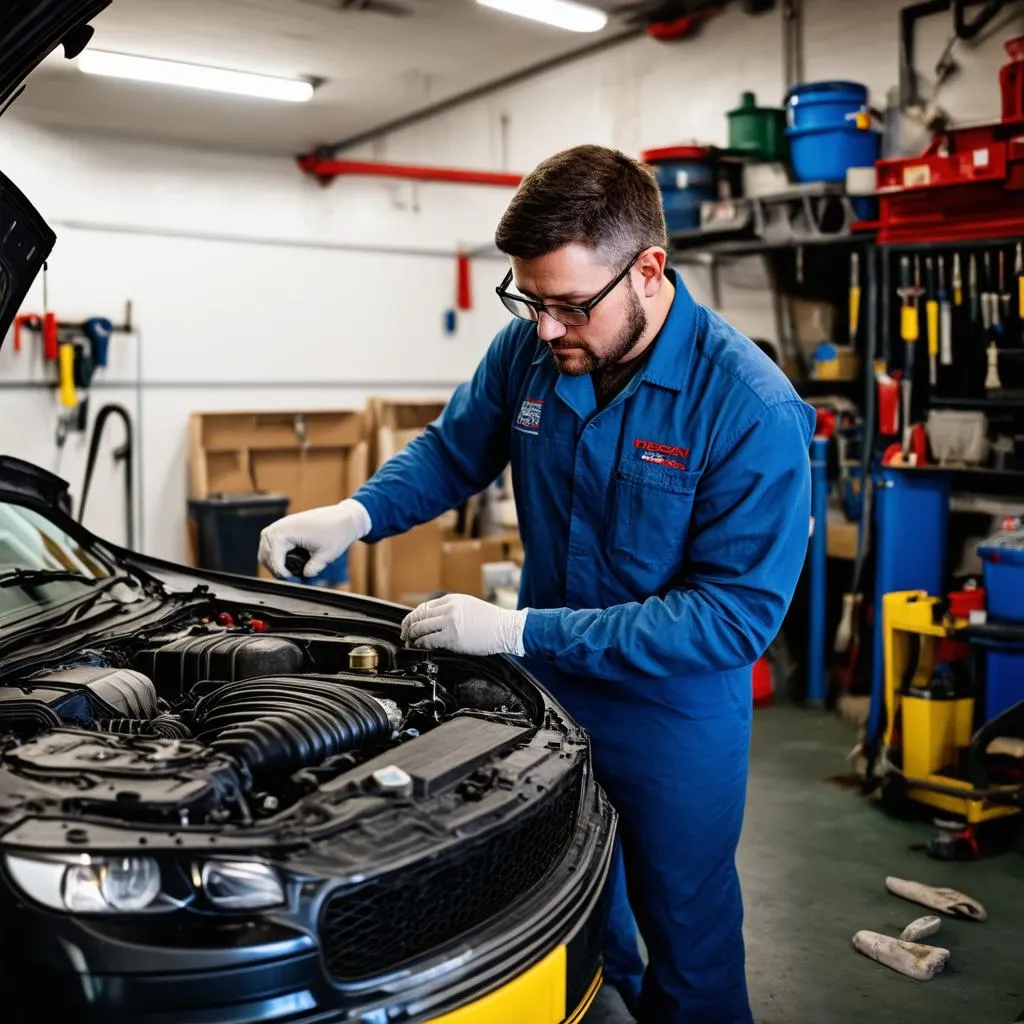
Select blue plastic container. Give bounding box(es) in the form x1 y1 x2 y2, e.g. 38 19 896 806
784 80 880 184
785 80 869 131
786 124 880 183
978 542 1024 622
981 646 1024 722
642 146 717 232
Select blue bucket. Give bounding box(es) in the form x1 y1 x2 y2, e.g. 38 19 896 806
643 146 716 232
784 79 878 184
785 80 869 131
787 122 880 183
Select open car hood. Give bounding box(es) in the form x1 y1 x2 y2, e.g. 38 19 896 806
0 0 112 343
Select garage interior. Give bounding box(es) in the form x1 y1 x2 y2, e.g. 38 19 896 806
2 0 1024 1022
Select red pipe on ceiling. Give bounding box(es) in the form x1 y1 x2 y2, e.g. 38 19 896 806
298 155 523 188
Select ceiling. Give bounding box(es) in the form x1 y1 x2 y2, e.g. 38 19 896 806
13 0 643 155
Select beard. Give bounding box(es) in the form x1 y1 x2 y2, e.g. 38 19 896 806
549 286 648 376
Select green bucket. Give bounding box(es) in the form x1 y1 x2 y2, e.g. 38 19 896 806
727 91 787 162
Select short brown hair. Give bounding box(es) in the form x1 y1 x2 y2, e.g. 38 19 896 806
495 144 668 266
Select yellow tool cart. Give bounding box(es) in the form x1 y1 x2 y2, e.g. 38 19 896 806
878 590 1023 858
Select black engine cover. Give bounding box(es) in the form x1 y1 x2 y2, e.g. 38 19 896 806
0 667 157 737
134 631 306 697
1 729 244 824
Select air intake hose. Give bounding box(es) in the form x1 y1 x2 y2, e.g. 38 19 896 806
95 714 192 740
189 677 399 777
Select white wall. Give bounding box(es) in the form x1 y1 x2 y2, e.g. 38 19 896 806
0 0 1019 564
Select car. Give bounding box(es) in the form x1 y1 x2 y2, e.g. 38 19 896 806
0 4 615 1022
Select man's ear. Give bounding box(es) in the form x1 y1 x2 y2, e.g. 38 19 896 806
637 248 668 298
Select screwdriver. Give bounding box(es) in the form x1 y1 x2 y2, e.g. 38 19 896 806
897 256 920 454
953 252 963 307
1017 242 1024 322
969 253 980 327
938 255 953 370
849 252 861 343
999 249 1011 330
982 252 995 336
969 254 981 396
925 256 939 386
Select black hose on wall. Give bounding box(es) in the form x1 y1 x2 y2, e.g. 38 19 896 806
189 677 396 777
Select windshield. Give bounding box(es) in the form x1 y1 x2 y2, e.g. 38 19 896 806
0 502 113 623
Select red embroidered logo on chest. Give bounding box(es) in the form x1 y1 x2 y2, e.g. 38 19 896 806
634 437 690 471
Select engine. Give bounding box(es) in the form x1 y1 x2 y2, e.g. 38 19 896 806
0 613 531 829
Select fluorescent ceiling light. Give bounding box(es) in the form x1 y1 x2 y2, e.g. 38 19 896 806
77 51 315 103
476 0 608 33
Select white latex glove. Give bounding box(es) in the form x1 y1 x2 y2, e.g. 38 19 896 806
258 499 371 579
401 594 528 657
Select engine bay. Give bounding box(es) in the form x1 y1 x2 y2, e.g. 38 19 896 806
0 603 542 835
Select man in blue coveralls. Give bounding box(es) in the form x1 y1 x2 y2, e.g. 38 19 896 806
259 144 815 1023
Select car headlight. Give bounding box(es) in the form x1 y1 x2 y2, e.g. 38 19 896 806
6 853 285 914
64 856 162 912
6 854 163 913
199 860 285 910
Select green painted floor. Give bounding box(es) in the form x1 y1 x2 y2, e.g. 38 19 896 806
586 705 1024 1024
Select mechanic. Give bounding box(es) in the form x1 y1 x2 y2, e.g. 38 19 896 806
259 144 815 1024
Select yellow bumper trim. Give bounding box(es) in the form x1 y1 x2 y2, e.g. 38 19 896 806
427 946 602 1024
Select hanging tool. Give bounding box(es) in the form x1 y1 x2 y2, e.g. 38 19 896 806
969 253 980 395
952 252 963 307
71 340 95 433
57 342 77 410
982 251 996 337
925 256 939 387
998 249 1011 334
985 339 1002 390
41 263 59 362
982 250 1003 392
849 251 861 343
938 255 953 371
56 337 78 450
12 314 41 355
1016 242 1024 329
82 317 113 369
897 255 921 456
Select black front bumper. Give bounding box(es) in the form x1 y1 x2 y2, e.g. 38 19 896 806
2 783 614 1024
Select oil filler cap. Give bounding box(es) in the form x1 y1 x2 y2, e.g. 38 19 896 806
348 645 379 671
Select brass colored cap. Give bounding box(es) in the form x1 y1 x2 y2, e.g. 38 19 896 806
348 644 379 671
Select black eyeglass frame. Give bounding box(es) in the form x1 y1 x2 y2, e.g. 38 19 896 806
495 249 647 327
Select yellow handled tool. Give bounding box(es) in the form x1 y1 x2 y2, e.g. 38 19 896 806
58 342 77 409
849 252 861 341
897 256 921 455
925 257 938 387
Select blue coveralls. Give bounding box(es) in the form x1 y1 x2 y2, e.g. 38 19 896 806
354 270 815 1023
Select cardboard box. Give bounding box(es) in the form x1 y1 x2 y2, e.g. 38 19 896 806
365 398 448 602
188 409 369 593
441 537 508 598
367 397 448 472
363 398 524 603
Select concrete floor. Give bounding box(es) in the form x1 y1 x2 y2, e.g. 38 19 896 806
584 705 1024 1024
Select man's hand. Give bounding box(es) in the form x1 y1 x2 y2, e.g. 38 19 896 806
401 594 528 657
258 499 371 579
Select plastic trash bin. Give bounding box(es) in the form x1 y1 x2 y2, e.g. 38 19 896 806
188 492 289 577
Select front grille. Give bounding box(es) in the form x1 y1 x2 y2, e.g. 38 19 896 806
320 769 583 981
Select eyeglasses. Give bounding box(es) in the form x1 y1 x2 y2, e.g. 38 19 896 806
495 250 644 327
